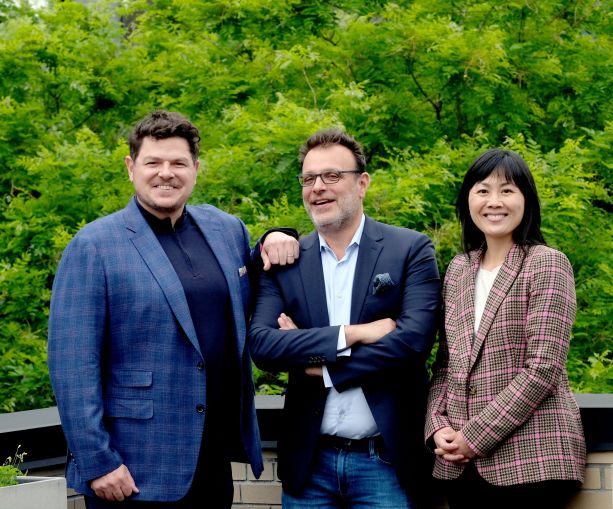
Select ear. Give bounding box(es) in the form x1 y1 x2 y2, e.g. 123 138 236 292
125 156 135 182
194 159 200 182
358 172 370 198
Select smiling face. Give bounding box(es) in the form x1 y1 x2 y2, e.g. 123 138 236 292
468 171 525 247
125 136 199 224
301 144 370 237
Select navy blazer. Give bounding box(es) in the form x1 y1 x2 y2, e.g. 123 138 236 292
249 216 440 497
48 198 263 501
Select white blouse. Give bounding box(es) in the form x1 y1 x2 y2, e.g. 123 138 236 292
474 265 502 332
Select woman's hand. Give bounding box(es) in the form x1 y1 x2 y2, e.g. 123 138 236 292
433 427 472 464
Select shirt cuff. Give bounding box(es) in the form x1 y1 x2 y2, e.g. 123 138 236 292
337 325 351 357
322 366 333 388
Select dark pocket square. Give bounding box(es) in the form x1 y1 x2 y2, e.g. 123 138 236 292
372 272 395 295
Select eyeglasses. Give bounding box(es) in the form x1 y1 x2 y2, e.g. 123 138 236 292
297 170 361 187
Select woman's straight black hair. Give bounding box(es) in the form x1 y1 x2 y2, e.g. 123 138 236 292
456 148 546 253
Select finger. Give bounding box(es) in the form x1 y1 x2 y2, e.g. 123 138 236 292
435 440 458 451
261 250 271 271
262 240 283 265
277 314 291 329
278 313 297 330
443 453 466 462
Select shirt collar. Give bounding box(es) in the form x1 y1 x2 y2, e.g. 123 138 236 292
318 214 366 254
135 197 187 233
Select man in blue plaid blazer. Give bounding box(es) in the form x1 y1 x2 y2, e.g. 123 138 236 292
47 110 298 508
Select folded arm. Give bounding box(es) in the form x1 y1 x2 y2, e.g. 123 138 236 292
248 269 340 372
327 236 440 391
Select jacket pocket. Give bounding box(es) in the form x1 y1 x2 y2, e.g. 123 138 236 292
111 369 153 387
105 398 153 419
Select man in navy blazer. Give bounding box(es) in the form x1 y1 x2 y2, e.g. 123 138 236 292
249 129 441 508
48 110 298 508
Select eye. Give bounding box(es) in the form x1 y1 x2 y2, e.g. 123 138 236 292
322 171 341 182
302 175 316 186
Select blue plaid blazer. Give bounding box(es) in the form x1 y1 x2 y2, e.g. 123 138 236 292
48 198 263 501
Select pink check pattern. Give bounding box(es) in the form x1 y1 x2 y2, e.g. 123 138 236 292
426 244 586 485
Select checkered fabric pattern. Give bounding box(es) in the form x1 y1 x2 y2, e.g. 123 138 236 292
425 244 586 486
48 198 263 500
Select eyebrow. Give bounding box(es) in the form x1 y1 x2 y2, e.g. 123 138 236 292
476 179 514 186
142 156 191 163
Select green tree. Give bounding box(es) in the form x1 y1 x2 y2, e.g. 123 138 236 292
0 0 610 410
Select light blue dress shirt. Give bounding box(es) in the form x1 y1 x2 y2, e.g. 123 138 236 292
319 215 379 439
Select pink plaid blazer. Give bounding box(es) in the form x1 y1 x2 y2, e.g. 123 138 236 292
425 244 586 486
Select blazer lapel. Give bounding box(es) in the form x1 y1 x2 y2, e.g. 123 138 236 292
299 232 331 328
189 206 248 356
469 244 526 369
123 199 201 356
351 217 383 323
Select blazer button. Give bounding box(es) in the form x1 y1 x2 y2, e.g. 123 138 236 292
469 385 477 396
197 361 204 371
196 404 205 413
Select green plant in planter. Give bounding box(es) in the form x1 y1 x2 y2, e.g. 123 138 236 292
0 446 26 487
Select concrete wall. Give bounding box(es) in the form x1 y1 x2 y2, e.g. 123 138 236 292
50 450 611 508
4 395 610 508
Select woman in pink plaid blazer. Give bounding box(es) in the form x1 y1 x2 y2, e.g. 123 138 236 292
426 149 586 508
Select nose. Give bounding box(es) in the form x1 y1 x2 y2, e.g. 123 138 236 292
158 162 174 178
487 191 502 206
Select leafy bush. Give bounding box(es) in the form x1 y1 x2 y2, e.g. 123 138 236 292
0 0 610 412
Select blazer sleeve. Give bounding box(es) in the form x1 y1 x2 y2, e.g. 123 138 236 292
461 248 577 457
327 233 440 391
47 234 124 482
248 268 340 373
424 258 461 444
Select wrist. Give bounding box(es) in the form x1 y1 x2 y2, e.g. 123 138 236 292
344 325 359 346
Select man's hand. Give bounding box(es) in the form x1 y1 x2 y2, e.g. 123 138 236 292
344 318 396 347
433 427 472 464
261 232 300 271
278 312 298 330
276 314 323 378
90 464 139 501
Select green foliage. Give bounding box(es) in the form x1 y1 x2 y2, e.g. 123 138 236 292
0 0 610 412
0 446 26 487
253 364 289 395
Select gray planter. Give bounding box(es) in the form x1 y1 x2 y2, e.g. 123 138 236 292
0 476 66 509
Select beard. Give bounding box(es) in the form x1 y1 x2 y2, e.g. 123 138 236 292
305 194 361 233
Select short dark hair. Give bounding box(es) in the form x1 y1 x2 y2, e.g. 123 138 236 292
298 128 367 172
128 110 200 162
456 148 546 253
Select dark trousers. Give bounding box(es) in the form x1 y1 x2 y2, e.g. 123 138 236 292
441 462 580 509
85 428 233 509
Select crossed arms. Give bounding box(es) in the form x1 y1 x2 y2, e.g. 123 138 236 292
249 232 440 390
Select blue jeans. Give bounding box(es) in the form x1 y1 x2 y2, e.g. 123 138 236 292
282 441 412 508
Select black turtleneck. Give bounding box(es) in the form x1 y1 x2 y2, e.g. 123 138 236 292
136 200 239 445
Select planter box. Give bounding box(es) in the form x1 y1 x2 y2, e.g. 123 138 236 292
0 476 66 509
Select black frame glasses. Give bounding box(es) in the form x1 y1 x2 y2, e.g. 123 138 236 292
297 170 361 187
